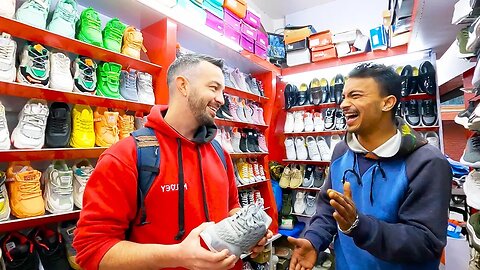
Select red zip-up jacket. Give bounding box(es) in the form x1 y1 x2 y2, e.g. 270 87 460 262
73 105 240 270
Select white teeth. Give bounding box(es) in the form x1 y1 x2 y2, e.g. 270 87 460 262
209 106 217 113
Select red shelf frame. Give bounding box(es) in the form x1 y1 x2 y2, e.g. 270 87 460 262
401 93 436 101
412 126 440 132
224 87 269 104
0 210 80 232
215 118 269 131
237 179 270 189
282 159 330 165
0 81 153 113
229 152 269 158
0 16 162 75
286 102 338 112
285 130 346 137
0 148 107 162
240 50 281 75
282 45 408 76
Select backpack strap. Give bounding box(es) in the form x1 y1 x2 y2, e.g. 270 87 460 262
127 127 160 239
211 139 227 170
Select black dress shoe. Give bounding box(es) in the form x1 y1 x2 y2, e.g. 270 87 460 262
400 65 413 97
419 61 436 95
421 99 437 126
334 74 345 105
410 66 419 95
284 84 295 109
321 78 330 104
329 78 336 103
297 83 309 106
404 100 421 126
310 78 322 106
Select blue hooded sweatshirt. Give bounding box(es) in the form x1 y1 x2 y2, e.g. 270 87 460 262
304 117 452 270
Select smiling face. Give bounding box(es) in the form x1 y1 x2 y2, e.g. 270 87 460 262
340 77 396 135
185 61 225 126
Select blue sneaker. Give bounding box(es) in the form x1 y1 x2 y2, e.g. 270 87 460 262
47 0 78 38
119 69 139 101
16 0 51 29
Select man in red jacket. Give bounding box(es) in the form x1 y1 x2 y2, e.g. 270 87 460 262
73 54 271 270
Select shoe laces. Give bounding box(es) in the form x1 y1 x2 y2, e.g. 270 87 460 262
138 74 153 91
78 59 96 83
472 136 480 149
0 41 14 64
56 3 77 23
75 111 93 132
125 71 137 89
119 116 134 134
49 172 73 195
125 30 147 52
0 107 6 130
408 102 419 115
26 0 49 13
30 48 49 70
423 101 435 116
230 199 265 236
22 104 48 129
17 174 41 200
52 54 70 72
83 10 101 29
50 115 68 133
105 22 124 41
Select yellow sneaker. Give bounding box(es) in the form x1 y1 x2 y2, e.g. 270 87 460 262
0 171 10 221
70 104 95 148
236 159 250 184
289 165 305 188
115 109 134 140
121 26 147 59
94 107 119 147
6 163 45 218
279 165 292 188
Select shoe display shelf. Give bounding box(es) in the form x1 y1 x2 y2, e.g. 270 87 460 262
230 152 269 159
224 86 270 105
237 179 270 190
215 118 269 131
281 159 330 166
0 210 81 232
0 147 108 163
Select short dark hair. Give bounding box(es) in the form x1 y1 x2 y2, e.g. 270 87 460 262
348 63 402 120
167 54 224 87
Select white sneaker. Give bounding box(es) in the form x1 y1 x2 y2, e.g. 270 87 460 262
306 136 321 161
304 112 314 132
43 160 74 213
0 171 10 221
295 137 308 160
231 128 242 153
464 170 480 210
313 112 324 132
304 194 317 216
284 112 294 133
316 136 331 162
293 111 305 133
221 128 234 153
0 0 15 18
11 99 49 149
330 135 342 156
284 137 296 160
0 33 16 82
214 128 223 147
293 191 306 214
50 52 74 92
73 159 93 209
137 72 155 105
424 131 440 149
0 102 10 150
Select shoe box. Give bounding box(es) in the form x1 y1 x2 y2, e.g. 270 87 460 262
370 25 388 50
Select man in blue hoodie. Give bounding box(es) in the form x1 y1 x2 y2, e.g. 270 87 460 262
288 63 451 270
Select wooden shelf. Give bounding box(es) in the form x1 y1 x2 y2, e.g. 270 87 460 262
237 179 269 189
224 87 269 104
0 16 162 75
0 210 80 232
286 102 338 112
282 159 330 165
401 93 436 101
285 130 346 137
229 152 269 158
0 148 107 162
281 45 408 76
215 118 268 131
0 81 153 113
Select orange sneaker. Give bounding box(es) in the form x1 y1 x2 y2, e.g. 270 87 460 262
6 163 45 218
115 109 134 140
121 26 147 59
94 107 119 147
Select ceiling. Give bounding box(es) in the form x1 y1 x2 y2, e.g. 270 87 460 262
249 0 334 19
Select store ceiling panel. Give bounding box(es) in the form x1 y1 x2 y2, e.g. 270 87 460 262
249 0 334 19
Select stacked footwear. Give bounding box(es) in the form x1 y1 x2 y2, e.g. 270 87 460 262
224 67 265 97
70 104 95 148
17 43 50 87
73 56 97 95
1 232 39 269
239 190 263 207
120 69 139 101
284 136 335 161
47 0 78 38
76 7 103 47
43 160 74 213
11 99 49 149
200 198 272 257
6 162 45 218
292 191 317 216
29 227 70 269
137 71 155 104
103 18 127 52
94 107 119 147
72 159 94 208
222 127 267 154
395 61 437 97
399 99 438 127
0 101 10 150
234 159 266 186
49 52 74 91
59 221 81 269
0 33 17 83
96 62 123 99
16 0 51 29
45 102 71 148
216 95 265 125
117 109 135 140
122 26 147 59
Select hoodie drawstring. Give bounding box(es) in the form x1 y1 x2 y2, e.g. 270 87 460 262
196 147 211 222
370 161 387 205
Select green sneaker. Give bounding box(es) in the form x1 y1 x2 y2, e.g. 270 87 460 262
457 28 475 58
468 212 480 252
96 62 123 99
103 18 126 52
76 7 103 47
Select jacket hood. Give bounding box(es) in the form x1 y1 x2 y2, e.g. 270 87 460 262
144 105 218 144
345 116 427 159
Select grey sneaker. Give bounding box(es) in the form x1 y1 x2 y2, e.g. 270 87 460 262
137 72 155 105
461 134 480 168
313 167 325 188
120 69 139 101
200 199 272 257
304 194 317 216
